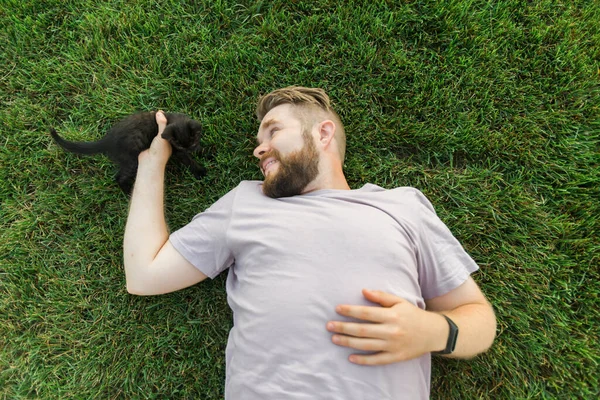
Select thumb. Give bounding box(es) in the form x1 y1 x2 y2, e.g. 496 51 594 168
156 110 167 135
362 289 405 307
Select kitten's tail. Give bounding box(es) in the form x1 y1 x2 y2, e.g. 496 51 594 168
50 129 109 155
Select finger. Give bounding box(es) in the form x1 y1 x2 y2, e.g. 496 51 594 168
362 289 406 308
327 321 391 339
331 334 386 352
335 305 391 323
348 352 399 366
155 110 167 134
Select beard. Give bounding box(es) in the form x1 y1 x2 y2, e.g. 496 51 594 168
261 129 319 198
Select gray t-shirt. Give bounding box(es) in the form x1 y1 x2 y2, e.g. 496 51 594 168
170 181 479 400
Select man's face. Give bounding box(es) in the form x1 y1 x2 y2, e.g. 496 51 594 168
253 104 320 198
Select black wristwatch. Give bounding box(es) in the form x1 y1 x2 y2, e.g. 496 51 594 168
432 315 459 355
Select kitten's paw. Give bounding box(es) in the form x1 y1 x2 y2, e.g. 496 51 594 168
191 166 206 179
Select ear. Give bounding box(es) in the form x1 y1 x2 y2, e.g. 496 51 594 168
187 120 202 135
317 120 336 148
161 127 173 141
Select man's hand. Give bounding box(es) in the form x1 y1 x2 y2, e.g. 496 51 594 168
326 289 448 365
139 110 172 165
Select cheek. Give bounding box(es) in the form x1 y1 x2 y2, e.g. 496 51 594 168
275 136 305 155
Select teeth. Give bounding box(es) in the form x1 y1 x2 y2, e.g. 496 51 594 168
264 160 276 169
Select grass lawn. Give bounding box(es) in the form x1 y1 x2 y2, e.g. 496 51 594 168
1 0 598 398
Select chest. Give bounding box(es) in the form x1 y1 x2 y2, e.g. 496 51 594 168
227 197 420 300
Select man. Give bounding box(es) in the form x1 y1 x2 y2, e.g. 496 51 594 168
124 86 496 399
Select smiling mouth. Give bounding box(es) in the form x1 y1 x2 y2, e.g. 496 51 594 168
263 159 278 175
264 159 276 169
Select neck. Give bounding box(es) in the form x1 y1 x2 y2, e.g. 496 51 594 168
302 157 350 193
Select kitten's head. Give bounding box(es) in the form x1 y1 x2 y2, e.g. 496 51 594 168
161 120 202 152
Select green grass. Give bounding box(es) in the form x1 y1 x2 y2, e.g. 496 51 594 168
1 0 598 398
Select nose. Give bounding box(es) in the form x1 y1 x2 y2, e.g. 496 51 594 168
253 141 270 159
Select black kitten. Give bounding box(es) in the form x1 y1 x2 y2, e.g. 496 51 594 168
50 111 205 194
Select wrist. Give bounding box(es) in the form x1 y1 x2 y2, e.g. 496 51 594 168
133 155 168 196
138 152 168 170
429 312 450 353
432 313 459 355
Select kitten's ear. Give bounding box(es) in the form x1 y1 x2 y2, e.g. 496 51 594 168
188 121 203 135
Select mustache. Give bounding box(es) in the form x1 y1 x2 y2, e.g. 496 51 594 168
258 150 281 168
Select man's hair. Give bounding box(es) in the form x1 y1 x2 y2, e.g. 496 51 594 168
256 86 346 163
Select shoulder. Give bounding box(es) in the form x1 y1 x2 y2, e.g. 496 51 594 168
228 180 265 198
215 180 265 206
392 187 436 212
236 180 264 190
364 184 436 212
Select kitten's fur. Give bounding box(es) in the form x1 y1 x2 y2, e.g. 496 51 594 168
50 111 205 194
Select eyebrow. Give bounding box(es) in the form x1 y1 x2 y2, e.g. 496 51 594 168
256 118 280 144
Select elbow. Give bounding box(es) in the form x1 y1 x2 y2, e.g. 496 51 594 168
475 303 498 356
476 329 496 357
486 301 498 344
126 283 158 296
454 302 497 359
126 278 158 296
487 308 498 350
126 283 145 295
125 269 152 296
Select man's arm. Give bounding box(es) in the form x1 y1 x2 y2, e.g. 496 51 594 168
425 277 496 359
123 111 207 296
326 277 496 365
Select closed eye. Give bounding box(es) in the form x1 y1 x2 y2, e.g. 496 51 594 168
256 127 280 145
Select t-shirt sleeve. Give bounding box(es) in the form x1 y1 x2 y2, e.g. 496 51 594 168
411 189 479 299
168 188 236 279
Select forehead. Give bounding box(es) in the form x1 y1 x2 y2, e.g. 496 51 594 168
260 104 297 127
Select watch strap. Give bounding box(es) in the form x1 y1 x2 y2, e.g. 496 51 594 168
432 315 459 355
